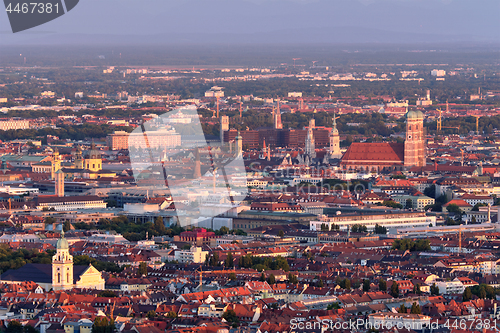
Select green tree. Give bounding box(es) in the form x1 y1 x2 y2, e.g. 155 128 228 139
327 302 340 310
138 262 148 276
446 203 462 214
268 274 276 285
430 283 440 296
398 304 407 313
5 321 23 333
391 281 399 298
222 309 240 326
463 287 473 302
383 200 403 209
225 252 234 268
92 316 115 333
317 279 324 288
374 224 387 234
320 223 329 231
97 290 117 298
379 279 387 292
363 279 371 292
260 272 266 282
166 311 178 318
288 273 298 284
146 310 156 319
413 283 421 295
406 199 413 209
63 221 71 232
410 302 421 314
278 230 285 238
154 216 166 234
344 278 351 291
229 272 236 281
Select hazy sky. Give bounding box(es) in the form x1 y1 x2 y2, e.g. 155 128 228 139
1 0 499 44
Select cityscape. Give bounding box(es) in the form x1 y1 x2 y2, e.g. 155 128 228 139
1 1 500 333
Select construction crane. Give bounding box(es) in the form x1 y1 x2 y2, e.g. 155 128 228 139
292 58 301 68
472 115 480 134
436 108 442 132
196 265 203 293
441 125 460 134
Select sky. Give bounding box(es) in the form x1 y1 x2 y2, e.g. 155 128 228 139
1 0 499 45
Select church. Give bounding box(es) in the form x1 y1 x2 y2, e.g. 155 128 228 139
0 232 105 291
340 110 426 172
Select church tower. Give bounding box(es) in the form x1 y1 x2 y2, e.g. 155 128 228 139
51 149 61 180
329 114 342 159
74 146 84 169
404 110 426 168
305 118 316 158
84 142 102 172
274 99 283 129
52 231 74 291
220 116 229 145
235 131 243 156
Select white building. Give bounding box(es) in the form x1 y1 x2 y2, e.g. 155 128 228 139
310 212 436 232
174 246 209 264
433 280 465 295
431 69 446 77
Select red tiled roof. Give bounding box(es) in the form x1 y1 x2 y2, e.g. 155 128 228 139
341 142 404 164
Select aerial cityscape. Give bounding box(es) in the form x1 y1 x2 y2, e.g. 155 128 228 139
1 1 500 333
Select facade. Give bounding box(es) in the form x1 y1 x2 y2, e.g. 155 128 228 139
174 246 209 264
1 232 105 291
304 119 316 158
0 118 30 131
310 212 436 232
107 129 181 150
341 110 425 171
392 195 435 211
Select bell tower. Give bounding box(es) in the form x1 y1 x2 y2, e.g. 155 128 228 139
329 113 342 159
52 231 74 291
51 149 61 180
404 110 426 168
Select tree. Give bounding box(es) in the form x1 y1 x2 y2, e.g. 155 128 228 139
146 310 156 319
413 283 421 295
166 311 178 318
410 302 421 314
363 279 371 292
288 273 298 284
446 203 462 214
423 184 436 198
463 287 473 302
430 283 440 296
229 272 236 281
379 279 387 292
344 278 351 291
225 252 234 268
472 203 488 211
278 230 285 238
327 302 340 310
44 216 56 224
374 224 387 234
92 316 115 333
268 274 276 285
317 279 324 288
138 262 148 276
398 304 407 313
97 290 117 298
222 309 240 326
5 321 23 333
390 281 399 298
63 221 71 232
320 223 329 231
260 272 266 282
154 216 166 234
406 199 413 209
383 200 403 209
